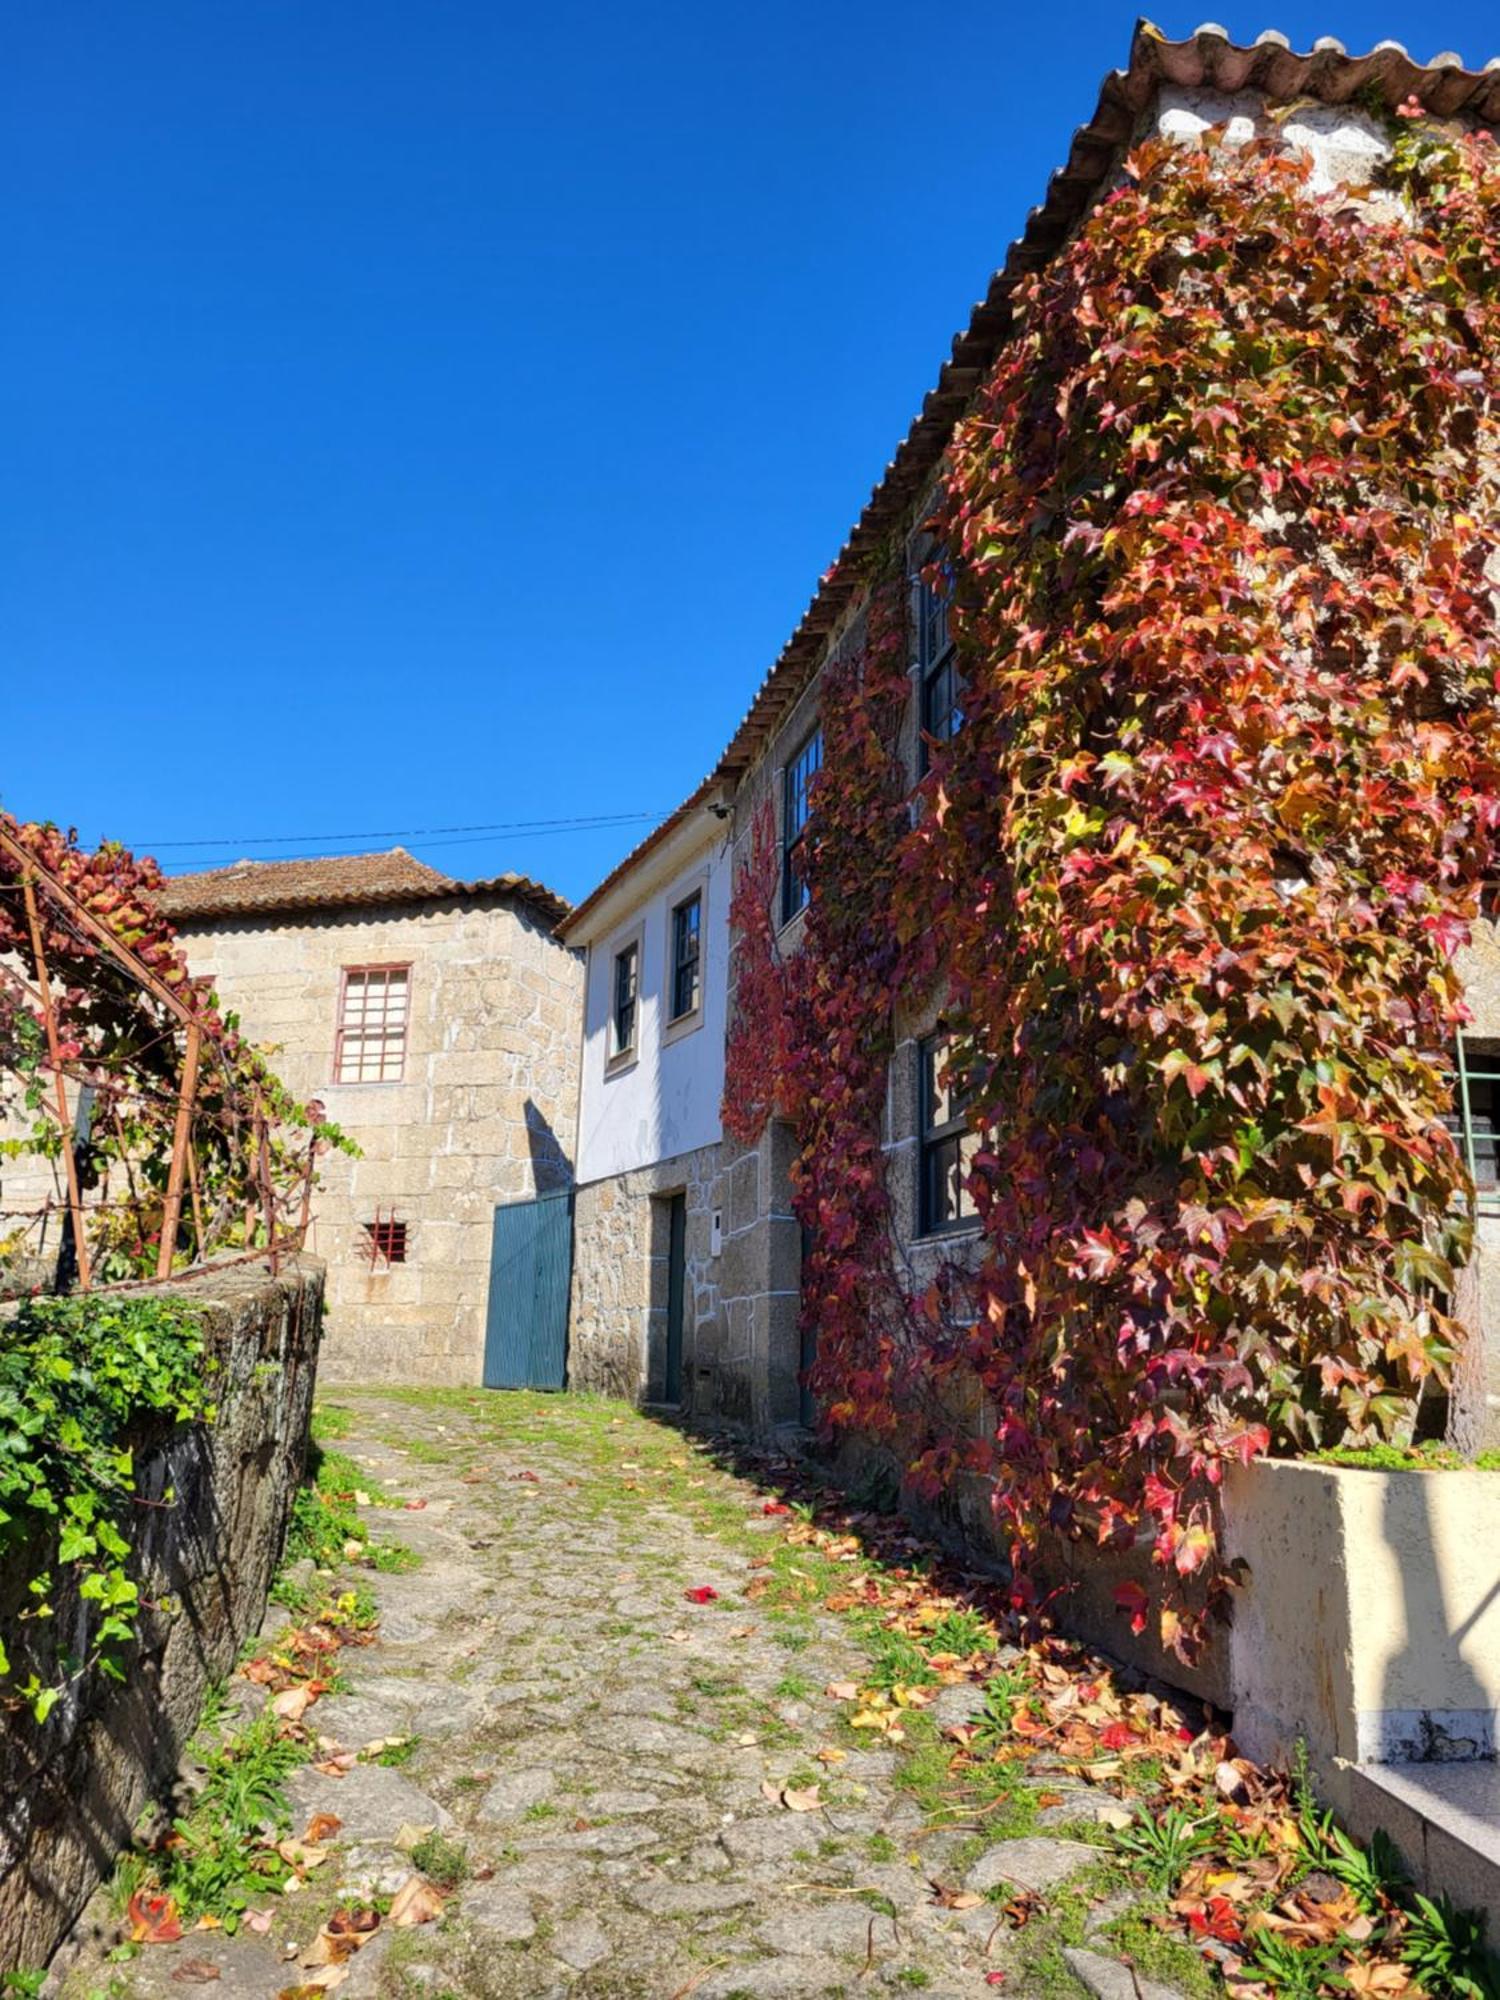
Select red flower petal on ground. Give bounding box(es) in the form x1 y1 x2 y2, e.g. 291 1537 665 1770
684 1586 719 1604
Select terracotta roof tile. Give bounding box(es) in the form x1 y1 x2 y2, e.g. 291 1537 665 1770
155 847 571 930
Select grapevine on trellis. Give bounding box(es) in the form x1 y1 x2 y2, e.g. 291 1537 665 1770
0 814 352 1282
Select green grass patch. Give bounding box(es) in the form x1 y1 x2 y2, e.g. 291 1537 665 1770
1310 1441 1500 1472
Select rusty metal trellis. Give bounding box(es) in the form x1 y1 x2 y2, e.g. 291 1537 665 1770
0 822 323 1291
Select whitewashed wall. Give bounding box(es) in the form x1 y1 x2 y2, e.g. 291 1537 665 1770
574 827 729 1184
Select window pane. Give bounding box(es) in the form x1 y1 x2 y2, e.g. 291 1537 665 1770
613 943 638 1054
919 569 951 671
671 895 701 1019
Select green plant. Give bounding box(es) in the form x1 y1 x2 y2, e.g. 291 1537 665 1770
1110 1805 1214 1893
1401 1893 1500 2000
1 1972 46 1997
925 1608 995 1657
971 1668 1030 1749
150 1708 304 1925
408 1832 468 1892
1246 1930 1344 2000
858 1618 937 1691
0 1293 214 1717
1323 1824 1407 1915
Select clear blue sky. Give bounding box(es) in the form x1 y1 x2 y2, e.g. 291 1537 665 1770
5 2 1497 902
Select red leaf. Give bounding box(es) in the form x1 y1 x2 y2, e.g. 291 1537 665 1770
684 1586 719 1604
128 1890 184 1945
1113 1580 1149 1635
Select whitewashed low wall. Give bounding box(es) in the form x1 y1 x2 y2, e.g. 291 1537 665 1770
1224 1460 1500 1804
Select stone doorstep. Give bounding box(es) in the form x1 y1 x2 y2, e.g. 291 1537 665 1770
1346 1762 1500 1922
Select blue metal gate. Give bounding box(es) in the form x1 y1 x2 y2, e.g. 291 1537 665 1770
482 1189 573 1390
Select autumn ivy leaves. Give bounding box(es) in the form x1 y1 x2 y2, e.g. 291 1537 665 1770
726 122 1500 1658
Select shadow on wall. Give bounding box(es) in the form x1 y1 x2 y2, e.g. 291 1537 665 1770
524 1097 572 1195
1380 1474 1495 1763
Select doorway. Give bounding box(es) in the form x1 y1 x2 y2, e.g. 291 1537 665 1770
664 1192 686 1406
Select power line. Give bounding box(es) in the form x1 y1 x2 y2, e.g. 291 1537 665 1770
132 809 673 853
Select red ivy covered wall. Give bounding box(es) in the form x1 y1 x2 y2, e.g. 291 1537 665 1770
724 118 1500 1658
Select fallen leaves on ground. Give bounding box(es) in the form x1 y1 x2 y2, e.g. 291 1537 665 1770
170 1960 222 1984
683 1585 719 1603
387 1874 446 1926
127 1889 184 1945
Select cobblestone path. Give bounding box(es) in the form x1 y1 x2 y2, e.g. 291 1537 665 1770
55 1389 1186 2000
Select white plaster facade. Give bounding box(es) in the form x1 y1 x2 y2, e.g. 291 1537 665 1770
572 801 731 1185
563 793 730 1402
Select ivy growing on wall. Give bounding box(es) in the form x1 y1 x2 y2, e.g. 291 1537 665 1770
0 1293 213 1720
726 117 1500 1656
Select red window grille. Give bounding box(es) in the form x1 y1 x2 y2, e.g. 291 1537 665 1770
334 965 410 1084
363 1213 407 1266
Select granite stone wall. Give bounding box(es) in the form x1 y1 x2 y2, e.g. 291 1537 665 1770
568 1144 722 1407
172 896 582 1387
0 1257 323 1975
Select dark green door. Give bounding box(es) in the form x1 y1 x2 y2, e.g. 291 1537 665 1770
483 1189 573 1390
664 1192 686 1405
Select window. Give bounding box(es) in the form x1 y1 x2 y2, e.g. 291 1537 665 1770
363 1215 407 1266
918 559 962 766
611 938 640 1061
1449 1038 1500 1213
782 728 822 923
919 1034 979 1236
669 890 702 1022
334 966 410 1084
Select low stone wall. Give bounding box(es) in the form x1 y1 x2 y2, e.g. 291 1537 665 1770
1225 1458 1500 1790
0 1257 324 1975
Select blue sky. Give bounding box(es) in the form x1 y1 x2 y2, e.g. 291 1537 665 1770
5 2 1498 902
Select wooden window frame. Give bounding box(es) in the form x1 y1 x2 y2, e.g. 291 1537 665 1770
781 726 822 927
918 1032 979 1238
666 885 704 1030
333 963 412 1086
1452 1035 1500 1216
607 929 642 1071
917 558 961 772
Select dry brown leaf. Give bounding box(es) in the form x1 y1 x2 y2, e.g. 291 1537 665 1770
304 1813 342 1844
781 1785 822 1813
171 1960 222 1984
271 1686 314 1724
388 1874 446 1927
825 1681 860 1701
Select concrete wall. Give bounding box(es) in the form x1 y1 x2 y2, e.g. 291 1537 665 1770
0 1258 323 1975
175 894 581 1386
574 829 730 1185
1225 1459 1500 1783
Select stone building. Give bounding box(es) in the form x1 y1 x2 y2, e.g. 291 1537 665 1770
560 786 731 1406
563 24 1500 1449
157 849 581 1385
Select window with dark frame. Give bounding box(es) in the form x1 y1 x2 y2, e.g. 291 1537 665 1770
611 939 640 1060
781 728 822 924
1448 1037 1500 1213
334 965 410 1084
917 557 962 767
919 1033 979 1236
669 890 702 1022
